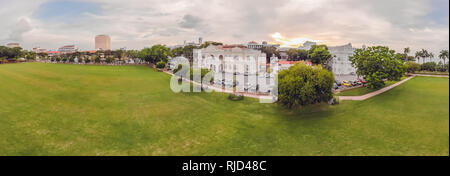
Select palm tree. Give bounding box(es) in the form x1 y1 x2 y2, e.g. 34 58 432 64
419 49 429 64
428 52 434 63
415 51 423 64
404 47 410 55
439 50 449 65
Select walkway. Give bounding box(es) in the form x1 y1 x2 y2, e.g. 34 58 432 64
339 76 415 101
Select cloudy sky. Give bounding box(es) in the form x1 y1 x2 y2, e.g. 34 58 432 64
0 0 448 55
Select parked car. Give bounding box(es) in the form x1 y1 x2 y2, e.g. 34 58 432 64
342 80 352 87
335 80 342 86
358 78 367 84
351 81 359 86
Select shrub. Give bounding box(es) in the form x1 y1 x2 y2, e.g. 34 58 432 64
156 61 166 69
228 93 244 101
278 62 335 108
405 61 420 73
421 62 437 71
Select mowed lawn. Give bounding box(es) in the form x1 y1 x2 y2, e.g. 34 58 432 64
0 63 448 156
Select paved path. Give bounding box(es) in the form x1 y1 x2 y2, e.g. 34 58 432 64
339 76 415 101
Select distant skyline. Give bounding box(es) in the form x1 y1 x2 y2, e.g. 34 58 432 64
0 0 448 55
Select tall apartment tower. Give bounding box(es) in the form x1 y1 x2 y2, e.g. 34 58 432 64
95 35 111 50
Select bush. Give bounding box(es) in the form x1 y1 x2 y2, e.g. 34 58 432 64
228 93 244 101
156 61 166 69
278 62 335 108
405 61 420 73
421 62 437 71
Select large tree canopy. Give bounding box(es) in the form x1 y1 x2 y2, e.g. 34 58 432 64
139 45 171 63
349 46 406 89
278 62 335 108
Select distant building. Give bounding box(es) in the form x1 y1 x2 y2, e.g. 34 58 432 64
246 41 280 50
182 37 203 47
95 35 111 50
33 47 47 53
247 41 263 50
58 45 78 54
193 44 266 74
47 51 61 57
6 43 20 48
298 41 317 50
329 43 357 75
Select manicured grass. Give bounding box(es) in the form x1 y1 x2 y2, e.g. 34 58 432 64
0 63 448 156
416 71 449 75
337 77 408 96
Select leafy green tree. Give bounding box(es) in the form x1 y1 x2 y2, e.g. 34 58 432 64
278 62 335 108
260 46 280 63
349 46 406 89
421 62 437 71
139 45 171 64
405 61 420 73
308 45 332 65
286 49 299 60
156 61 166 69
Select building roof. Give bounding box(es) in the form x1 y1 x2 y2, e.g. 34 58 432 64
278 61 313 65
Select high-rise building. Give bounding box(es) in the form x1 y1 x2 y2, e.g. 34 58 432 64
95 35 111 50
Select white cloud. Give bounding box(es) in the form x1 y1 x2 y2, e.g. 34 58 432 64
0 0 447 54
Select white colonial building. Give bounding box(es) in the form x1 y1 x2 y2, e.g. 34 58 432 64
329 43 357 76
193 45 268 75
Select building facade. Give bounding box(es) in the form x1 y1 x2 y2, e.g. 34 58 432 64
329 43 357 76
95 35 111 50
58 45 78 54
193 45 267 74
6 43 20 48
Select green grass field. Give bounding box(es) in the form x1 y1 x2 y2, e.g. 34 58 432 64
0 63 448 156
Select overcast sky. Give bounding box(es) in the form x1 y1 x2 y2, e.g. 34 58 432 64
0 0 448 55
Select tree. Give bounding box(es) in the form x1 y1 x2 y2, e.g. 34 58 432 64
439 50 448 65
199 41 222 48
428 52 434 63
156 61 166 69
260 46 280 63
404 47 410 55
349 46 406 89
278 62 335 108
286 49 299 61
308 45 333 67
417 49 429 64
405 61 420 73
421 62 437 71
415 51 421 64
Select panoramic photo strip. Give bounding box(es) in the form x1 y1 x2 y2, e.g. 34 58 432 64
0 0 448 174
